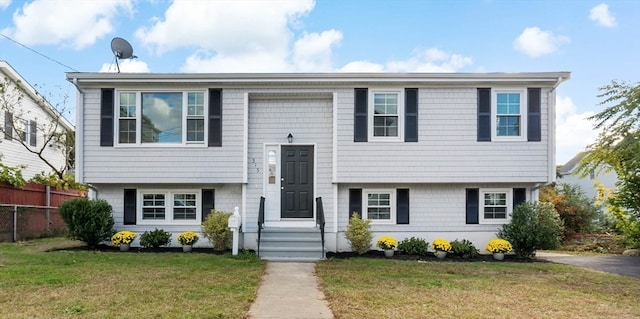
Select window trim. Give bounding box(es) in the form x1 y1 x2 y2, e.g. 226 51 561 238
136 189 202 225
115 90 209 147
479 188 512 224
492 89 527 142
363 189 396 224
368 89 404 142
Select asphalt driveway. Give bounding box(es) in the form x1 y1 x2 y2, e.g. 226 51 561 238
537 252 640 278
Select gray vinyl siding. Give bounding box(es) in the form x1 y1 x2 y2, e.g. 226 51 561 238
336 87 552 183
243 93 335 233
79 88 244 184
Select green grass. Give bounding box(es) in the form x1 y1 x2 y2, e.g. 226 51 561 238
0 238 265 318
316 258 640 319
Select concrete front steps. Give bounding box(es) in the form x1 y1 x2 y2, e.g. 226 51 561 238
257 227 325 262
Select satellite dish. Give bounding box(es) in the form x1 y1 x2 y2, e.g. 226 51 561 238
110 37 137 73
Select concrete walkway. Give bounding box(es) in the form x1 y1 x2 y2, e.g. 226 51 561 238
537 252 640 278
247 262 334 319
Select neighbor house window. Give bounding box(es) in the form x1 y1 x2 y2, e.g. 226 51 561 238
370 90 403 140
19 119 37 147
480 189 511 224
116 91 207 145
363 189 396 223
139 190 201 225
493 90 526 140
4 111 13 139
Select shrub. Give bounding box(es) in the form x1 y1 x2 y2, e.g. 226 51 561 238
376 235 398 250
450 239 479 258
431 238 451 252
344 213 372 255
498 202 564 258
397 237 429 256
59 198 114 249
541 183 602 237
0 163 26 188
202 210 232 251
140 228 172 248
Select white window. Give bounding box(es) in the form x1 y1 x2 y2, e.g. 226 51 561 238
138 190 201 225
492 90 526 141
369 90 403 141
116 91 207 146
480 189 512 224
20 119 36 147
363 189 396 224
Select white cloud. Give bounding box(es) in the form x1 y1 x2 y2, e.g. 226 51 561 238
2 0 132 49
340 48 472 72
513 27 570 58
0 0 11 10
99 59 150 73
555 95 598 164
589 3 616 27
292 30 343 72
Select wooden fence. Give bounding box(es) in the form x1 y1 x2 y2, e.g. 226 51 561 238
0 182 86 242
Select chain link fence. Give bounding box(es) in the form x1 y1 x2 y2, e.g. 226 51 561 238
0 204 67 242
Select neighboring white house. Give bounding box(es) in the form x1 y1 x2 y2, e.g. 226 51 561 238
0 61 75 180
558 152 618 199
67 71 569 260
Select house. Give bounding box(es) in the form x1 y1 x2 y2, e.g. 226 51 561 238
66 71 570 260
1 61 74 180
558 152 618 199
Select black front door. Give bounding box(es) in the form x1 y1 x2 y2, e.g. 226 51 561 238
281 145 314 218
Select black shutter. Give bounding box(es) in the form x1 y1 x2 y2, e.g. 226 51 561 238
405 88 418 142
100 88 114 146
477 88 491 142
354 88 368 142
123 189 137 225
202 189 215 221
513 188 527 208
466 188 479 224
208 89 222 147
29 120 37 147
348 189 362 219
528 88 541 142
4 111 13 139
397 188 410 224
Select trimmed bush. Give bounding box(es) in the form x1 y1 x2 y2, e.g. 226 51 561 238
140 228 172 248
344 213 372 255
450 239 479 258
499 201 564 258
202 210 232 251
59 198 114 249
397 237 429 256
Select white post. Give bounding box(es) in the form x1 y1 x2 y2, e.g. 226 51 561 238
228 206 242 256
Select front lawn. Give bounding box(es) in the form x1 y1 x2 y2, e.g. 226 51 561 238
316 258 640 319
0 238 265 318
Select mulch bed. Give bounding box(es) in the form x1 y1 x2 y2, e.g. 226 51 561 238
326 250 548 263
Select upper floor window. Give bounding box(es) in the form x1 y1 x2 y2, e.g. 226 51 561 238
117 91 207 145
369 90 403 141
492 90 526 141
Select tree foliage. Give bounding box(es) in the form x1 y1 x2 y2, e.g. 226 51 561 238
540 183 604 237
578 80 640 247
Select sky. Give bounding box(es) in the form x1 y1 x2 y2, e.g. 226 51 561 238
1 0 639 165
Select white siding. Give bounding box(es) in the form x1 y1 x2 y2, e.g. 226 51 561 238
79 88 244 184
336 87 552 183
243 93 335 233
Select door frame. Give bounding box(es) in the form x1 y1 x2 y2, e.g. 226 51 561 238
263 143 317 228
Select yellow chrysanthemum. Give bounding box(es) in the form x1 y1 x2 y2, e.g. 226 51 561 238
111 231 137 247
376 235 398 250
485 239 513 253
431 238 451 252
177 231 199 246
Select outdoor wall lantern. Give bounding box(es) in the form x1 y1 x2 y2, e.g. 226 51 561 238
287 133 293 144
